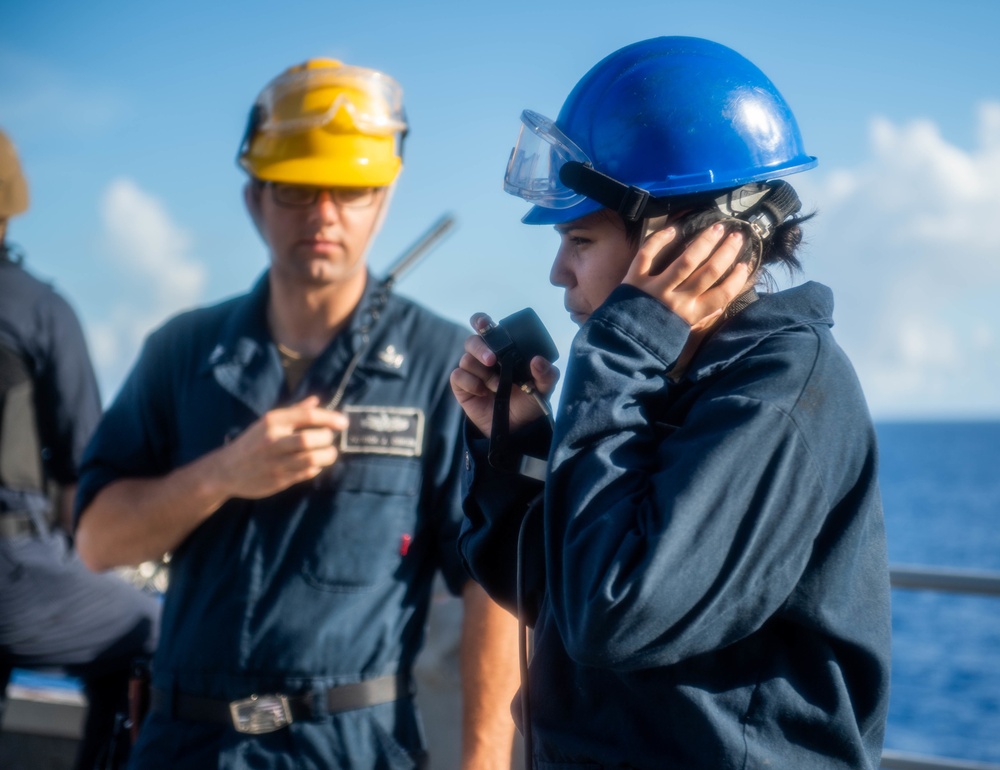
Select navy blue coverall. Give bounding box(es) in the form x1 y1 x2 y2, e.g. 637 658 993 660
0 253 160 770
77 272 470 769
460 282 891 769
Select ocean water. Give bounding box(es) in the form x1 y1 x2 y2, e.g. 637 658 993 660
877 421 1000 763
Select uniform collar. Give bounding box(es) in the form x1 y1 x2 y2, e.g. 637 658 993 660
200 271 411 415
201 272 280 416
681 281 835 382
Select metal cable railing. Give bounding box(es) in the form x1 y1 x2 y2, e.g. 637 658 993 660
882 749 1000 770
890 565 1000 597
880 565 1000 770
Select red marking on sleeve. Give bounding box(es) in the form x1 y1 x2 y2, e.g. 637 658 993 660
400 533 412 556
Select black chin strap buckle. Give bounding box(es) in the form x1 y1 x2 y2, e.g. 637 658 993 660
618 185 650 222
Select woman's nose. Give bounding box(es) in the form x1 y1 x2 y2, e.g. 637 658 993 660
549 246 573 288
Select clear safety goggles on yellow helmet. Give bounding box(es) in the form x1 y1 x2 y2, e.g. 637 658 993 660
255 64 407 137
238 60 408 188
503 110 592 210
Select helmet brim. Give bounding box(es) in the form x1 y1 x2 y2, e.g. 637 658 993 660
521 197 603 226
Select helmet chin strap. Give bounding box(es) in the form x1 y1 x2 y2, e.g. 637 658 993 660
560 161 720 222
560 162 655 222
561 160 802 237
352 181 397 271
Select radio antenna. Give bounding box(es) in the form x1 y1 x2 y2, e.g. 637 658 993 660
382 213 456 288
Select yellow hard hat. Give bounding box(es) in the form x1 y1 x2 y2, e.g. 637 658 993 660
238 58 407 188
0 129 29 219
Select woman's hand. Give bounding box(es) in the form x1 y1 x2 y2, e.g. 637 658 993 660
623 222 750 331
450 313 560 438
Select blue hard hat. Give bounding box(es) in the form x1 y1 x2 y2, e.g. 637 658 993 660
504 36 817 225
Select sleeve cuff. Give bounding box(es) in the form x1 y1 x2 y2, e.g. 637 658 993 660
588 284 691 366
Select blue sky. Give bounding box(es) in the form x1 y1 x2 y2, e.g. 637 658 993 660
3 0 999 418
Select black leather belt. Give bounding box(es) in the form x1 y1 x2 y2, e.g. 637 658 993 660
0 513 35 538
150 675 408 734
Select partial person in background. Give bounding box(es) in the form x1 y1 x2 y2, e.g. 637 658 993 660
0 127 160 770
452 37 891 769
75 59 519 769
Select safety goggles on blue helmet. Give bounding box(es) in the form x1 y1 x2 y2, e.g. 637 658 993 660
503 109 701 224
503 110 592 209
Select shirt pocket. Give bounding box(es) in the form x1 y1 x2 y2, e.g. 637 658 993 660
301 456 422 592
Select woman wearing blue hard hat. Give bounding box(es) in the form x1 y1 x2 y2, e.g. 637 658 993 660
451 36 890 769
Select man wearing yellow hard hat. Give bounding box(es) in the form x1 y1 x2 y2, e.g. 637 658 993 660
75 60 518 769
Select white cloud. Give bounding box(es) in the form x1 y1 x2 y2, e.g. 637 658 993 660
791 101 1000 419
90 179 207 390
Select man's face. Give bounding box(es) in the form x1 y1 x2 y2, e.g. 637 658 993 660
249 183 388 286
550 209 636 326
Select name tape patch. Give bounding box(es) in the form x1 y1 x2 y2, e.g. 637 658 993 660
340 406 425 457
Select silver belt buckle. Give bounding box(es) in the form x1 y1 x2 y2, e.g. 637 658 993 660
229 693 292 734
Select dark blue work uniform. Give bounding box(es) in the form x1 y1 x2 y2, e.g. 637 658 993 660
0 253 160 770
460 282 892 769
77 272 470 769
